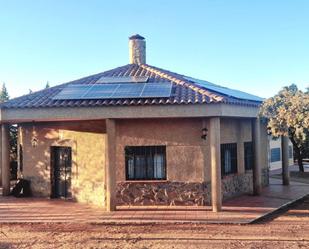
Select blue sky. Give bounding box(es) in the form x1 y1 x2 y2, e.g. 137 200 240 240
0 0 308 98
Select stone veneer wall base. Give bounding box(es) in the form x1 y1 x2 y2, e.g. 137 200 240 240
117 182 208 206
116 170 269 206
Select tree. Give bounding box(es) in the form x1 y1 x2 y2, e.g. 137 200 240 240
0 83 10 102
45 81 50 89
9 125 18 179
260 84 309 172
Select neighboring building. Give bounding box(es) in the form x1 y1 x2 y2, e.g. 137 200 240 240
0 35 270 212
269 137 294 171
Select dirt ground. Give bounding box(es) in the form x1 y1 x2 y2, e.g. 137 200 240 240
0 197 308 249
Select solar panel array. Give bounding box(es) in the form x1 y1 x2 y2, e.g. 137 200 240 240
184 76 263 102
53 82 172 100
96 76 149 84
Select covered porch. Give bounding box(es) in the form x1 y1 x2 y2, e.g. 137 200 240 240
0 103 292 213
1 117 289 212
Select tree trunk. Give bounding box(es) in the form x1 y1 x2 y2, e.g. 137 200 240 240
289 135 304 172
297 156 304 172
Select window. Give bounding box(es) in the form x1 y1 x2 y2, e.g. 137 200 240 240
270 148 281 162
221 143 237 175
289 146 293 159
19 144 23 172
244 142 253 170
125 146 166 180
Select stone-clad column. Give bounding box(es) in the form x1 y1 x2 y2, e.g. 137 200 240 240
251 118 262 195
105 119 117 211
1 124 10 196
281 135 290 185
209 117 222 212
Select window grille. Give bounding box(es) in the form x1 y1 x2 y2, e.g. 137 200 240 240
221 143 237 175
244 142 253 170
125 146 166 180
19 144 23 172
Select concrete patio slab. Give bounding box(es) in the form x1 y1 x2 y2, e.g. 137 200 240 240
0 178 308 224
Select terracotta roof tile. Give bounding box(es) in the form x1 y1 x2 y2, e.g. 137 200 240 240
1 64 262 109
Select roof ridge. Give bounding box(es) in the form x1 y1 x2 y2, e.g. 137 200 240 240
140 64 225 102
1 63 261 109
62 64 136 86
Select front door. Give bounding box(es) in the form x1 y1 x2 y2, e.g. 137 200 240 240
51 146 72 198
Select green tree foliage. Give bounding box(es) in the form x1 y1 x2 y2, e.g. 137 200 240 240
260 84 309 172
45 81 50 89
0 83 9 102
0 83 17 178
9 126 17 156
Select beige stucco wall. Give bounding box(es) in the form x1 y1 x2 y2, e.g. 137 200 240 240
19 116 268 207
219 118 252 179
19 121 106 207
115 117 269 205
116 118 261 183
269 137 294 170
116 118 205 182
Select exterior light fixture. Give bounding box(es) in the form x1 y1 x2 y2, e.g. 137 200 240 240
31 123 38 147
201 128 208 140
31 137 38 148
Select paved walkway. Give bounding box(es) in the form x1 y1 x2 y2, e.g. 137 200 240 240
270 163 309 175
0 178 308 224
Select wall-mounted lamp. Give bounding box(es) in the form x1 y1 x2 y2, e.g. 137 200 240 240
31 137 38 148
201 128 208 140
31 123 38 147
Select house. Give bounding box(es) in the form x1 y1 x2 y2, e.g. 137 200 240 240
0 34 282 212
269 136 294 171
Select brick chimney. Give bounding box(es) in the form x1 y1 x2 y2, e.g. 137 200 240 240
129 34 146 64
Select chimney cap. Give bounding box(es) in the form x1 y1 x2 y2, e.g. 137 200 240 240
129 34 145 40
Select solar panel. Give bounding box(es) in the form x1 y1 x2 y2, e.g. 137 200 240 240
83 84 118 99
52 82 172 100
53 85 91 100
141 83 173 97
96 76 149 84
111 83 145 98
184 76 263 102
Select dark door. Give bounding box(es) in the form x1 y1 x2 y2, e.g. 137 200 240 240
51 146 72 198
